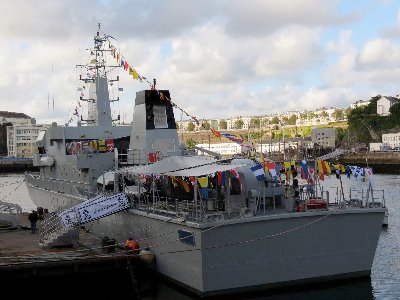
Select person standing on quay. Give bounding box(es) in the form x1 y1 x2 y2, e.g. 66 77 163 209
28 210 39 234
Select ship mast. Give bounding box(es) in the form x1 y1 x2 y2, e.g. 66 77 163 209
77 23 121 126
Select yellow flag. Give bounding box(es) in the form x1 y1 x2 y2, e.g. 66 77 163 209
131 68 139 80
198 177 208 188
317 160 323 174
324 161 331 174
284 161 291 170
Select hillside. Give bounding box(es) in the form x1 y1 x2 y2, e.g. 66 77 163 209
180 121 348 145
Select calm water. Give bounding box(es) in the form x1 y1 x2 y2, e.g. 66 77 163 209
1 173 399 299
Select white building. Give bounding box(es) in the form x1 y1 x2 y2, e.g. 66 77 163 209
382 132 400 149
351 100 370 109
196 143 241 156
7 124 48 157
311 128 336 148
377 96 399 116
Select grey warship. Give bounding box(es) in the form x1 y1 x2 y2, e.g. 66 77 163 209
25 27 385 296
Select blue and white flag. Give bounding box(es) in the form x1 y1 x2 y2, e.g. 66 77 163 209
251 164 265 181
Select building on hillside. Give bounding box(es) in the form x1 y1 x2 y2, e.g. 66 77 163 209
0 111 33 126
369 142 383 151
6 124 49 157
377 96 399 116
351 100 370 109
382 132 400 149
196 143 241 156
311 128 336 148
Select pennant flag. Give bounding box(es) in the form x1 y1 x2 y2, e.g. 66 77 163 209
118 87 123 91
124 61 128 71
198 177 208 188
120 58 125 67
170 176 178 187
317 160 323 174
129 67 139 80
266 162 277 179
160 92 166 100
301 160 309 179
210 128 222 138
177 178 190 192
90 59 97 64
308 167 315 184
251 164 265 181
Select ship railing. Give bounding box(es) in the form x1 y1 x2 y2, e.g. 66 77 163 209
133 193 205 222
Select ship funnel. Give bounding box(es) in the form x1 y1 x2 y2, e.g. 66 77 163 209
128 90 180 165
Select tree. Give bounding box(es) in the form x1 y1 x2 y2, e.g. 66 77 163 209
271 116 280 124
320 111 329 119
287 114 297 125
336 128 347 147
234 119 244 129
186 138 196 149
281 116 289 125
307 112 316 120
333 109 344 121
250 118 260 128
344 107 352 118
219 120 227 130
202 121 210 130
187 122 195 132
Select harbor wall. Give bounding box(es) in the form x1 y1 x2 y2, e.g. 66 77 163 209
0 158 38 173
332 152 400 174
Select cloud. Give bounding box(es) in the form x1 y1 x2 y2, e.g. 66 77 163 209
0 0 399 126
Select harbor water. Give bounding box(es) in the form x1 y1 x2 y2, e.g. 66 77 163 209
1 173 399 299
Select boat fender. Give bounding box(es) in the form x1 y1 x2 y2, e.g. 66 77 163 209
140 248 155 264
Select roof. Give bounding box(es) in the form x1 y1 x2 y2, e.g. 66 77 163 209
123 155 248 177
0 111 31 119
381 96 400 104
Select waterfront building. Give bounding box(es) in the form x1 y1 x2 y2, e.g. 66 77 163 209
382 132 400 149
311 127 336 148
6 124 49 158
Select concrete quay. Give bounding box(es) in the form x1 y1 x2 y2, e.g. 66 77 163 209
0 213 140 281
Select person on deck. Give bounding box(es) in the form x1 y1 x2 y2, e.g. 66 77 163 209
28 210 39 234
124 237 139 252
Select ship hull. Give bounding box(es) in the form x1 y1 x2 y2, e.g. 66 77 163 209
25 182 384 296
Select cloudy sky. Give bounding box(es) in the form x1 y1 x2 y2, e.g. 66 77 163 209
1 0 400 125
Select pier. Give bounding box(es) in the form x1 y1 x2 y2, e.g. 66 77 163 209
0 213 143 290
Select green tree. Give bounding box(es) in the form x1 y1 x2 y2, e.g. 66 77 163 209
186 138 197 149
336 128 347 147
187 122 195 132
219 120 227 130
271 116 280 124
202 121 210 130
234 119 244 129
333 109 344 121
320 111 329 119
344 107 352 118
307 112 316 120
250 118 260 128
287 114 297 125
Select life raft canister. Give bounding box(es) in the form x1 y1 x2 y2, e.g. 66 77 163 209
306 199 328 210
